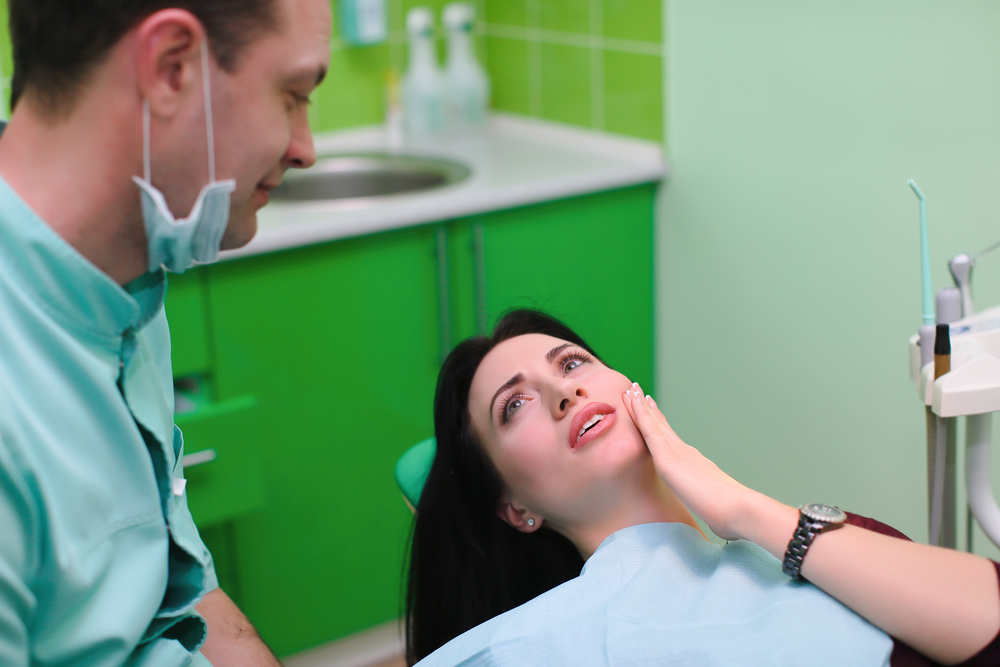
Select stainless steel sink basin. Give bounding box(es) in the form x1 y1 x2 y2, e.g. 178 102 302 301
270 153 471 202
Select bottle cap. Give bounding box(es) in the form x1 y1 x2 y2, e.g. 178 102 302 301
443 3 474 31
406 7 434 35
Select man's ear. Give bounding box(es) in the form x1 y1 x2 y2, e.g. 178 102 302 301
133 9 204 118
497 497 542 533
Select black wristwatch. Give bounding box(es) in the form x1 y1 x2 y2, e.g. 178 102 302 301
782 503 847 580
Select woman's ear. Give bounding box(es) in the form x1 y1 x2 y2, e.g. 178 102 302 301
497 497 542 533
133 9 204 118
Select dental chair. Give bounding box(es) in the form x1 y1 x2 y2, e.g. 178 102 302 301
395 437 435 513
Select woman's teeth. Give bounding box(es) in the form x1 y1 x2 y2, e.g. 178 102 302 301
578 414 607 441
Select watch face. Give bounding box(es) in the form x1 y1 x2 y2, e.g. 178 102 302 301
801 503 847 523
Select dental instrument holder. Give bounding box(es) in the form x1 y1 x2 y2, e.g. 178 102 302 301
931 324 956 549
908 180 1000 551
909 310 1000 550
910 292 1000 546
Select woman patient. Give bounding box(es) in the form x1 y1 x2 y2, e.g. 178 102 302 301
406 310 1000 666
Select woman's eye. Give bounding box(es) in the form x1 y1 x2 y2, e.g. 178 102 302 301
501 393 528 423
564 359 583 373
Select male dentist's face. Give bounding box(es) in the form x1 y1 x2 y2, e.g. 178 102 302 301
211 0 331 250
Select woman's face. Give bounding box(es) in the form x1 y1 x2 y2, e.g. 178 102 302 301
468 333 649 530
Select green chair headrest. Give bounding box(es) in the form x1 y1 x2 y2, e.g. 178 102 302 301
395 437 436 510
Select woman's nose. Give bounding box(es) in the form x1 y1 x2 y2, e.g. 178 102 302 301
552 381 586 417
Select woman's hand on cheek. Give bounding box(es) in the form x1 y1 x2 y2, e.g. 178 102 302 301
623 383 755 542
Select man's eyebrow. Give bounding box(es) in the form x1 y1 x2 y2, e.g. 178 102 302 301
545 343 573 362
286 65 327 87
488 373 525 420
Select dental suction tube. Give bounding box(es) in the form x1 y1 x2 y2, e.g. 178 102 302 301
966 413 1000 548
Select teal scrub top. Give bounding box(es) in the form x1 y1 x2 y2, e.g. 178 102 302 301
419 522 893 666
0 176 218 666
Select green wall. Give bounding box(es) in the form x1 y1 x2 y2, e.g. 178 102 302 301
659 0 1000 559
0 1 663 140
482 0 663 142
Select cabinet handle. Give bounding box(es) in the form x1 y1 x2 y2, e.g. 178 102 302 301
472 221 488 335
435 225 452 362
182 449 218 469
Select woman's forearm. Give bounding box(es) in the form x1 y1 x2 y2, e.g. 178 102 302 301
736 492 1000 665
623 389 1000 664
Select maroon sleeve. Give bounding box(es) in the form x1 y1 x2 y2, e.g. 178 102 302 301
844 512 1000 666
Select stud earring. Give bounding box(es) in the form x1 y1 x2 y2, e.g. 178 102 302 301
527 518 535 527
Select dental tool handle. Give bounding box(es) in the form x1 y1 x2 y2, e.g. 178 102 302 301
966 413 1000 549
909 180 934 326
925 406 937 541
919 324 936 368
949 254 974 318
936 288 961 325
930 416 957 548
934 323 950 376
920 322 937 536
928 324 954 547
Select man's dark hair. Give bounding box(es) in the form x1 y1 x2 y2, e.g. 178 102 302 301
9 0 279 118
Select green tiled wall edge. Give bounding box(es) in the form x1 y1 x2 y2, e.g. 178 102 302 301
0 0 662 143
0 0 10 120
482 0 664 142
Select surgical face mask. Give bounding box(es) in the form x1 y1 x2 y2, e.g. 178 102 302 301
133 44 236 274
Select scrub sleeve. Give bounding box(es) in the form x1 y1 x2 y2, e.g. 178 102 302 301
845 513 1000 667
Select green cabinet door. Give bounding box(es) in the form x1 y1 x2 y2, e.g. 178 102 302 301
451 185 657 388
201 225 441 655
164 270 211 378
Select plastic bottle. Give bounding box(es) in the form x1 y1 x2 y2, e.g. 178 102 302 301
442 3 489 131
402 7 447 138
338 0 387 45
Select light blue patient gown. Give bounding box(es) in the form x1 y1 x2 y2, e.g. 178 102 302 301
419 522 893 666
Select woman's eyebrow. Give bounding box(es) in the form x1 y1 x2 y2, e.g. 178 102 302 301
545 343 573 362
487 345 574 420
489 373 524 419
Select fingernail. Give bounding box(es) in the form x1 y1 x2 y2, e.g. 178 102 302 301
632 382 639 389
646 395 652 402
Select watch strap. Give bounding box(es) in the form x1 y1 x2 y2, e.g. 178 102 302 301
782 506 845 579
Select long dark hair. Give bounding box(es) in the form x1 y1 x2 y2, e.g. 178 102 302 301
405 310 600 664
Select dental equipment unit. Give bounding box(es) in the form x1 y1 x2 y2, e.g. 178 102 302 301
907 180 1000 551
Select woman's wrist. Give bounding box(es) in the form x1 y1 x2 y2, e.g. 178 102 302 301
732 491 800 559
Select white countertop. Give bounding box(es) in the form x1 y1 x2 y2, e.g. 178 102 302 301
221 113 667 260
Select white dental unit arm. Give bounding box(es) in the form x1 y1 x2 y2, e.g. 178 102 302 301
907 252 1000 551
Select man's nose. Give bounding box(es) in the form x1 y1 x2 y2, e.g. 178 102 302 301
284 117 317 170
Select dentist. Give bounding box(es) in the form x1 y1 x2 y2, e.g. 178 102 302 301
0 1 329 665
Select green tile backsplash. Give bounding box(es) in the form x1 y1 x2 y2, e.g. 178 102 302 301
307 0 665 142
483 0 664 141
0 0 663 142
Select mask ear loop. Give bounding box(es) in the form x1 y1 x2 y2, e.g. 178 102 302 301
140 39 216 185
142 99 151 182
201 40 216 183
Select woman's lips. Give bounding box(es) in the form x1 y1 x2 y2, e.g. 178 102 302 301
569 402 617 450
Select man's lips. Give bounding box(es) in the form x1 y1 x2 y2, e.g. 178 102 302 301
255 182 278 205
569 402 616 450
